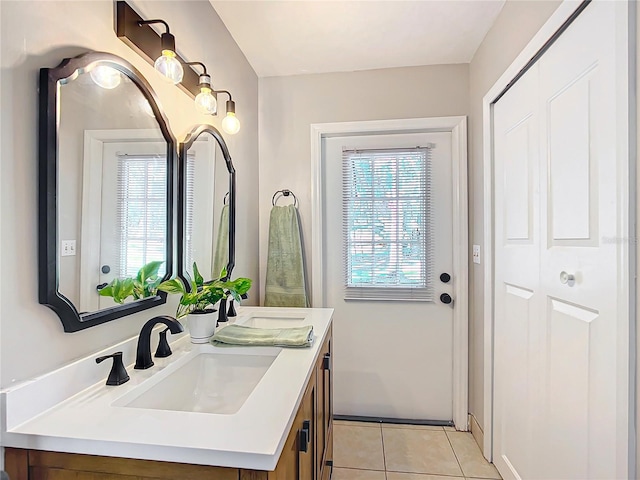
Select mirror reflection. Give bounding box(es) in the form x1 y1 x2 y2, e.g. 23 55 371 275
183 134 229 282
57 65 169 314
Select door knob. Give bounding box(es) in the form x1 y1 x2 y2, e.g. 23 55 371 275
440 273 451 283
96 282 108 291
560 271 575 286
440 293 453 304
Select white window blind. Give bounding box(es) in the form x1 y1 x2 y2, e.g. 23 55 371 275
116 154 167 278
184 153 196 272
342 146 433 301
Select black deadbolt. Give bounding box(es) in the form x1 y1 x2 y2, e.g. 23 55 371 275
101 265 111 274
440 273 451 283
440 293 453 304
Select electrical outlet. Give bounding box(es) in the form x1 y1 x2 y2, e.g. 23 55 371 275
61 240 76 257
472 244 481 264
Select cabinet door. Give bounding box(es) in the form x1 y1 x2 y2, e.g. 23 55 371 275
299 373 316 480
270 407 304 480
315 341 326 479
316 332 333 480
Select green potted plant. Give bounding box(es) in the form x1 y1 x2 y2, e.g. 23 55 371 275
157 263 252 343
98 260 165 304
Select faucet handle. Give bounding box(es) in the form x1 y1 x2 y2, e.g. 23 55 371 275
227 299 237 317
155 328 173 358
96 352 130 386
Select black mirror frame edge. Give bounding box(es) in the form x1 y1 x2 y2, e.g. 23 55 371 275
39 51 176 333
177 124 236 291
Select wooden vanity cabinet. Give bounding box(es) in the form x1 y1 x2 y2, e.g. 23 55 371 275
4 329 333 480
265 325 333 480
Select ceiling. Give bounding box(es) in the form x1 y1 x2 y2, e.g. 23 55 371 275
210 1 506 77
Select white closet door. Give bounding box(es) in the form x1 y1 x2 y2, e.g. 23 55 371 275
493 2 631 479
493 63 541 480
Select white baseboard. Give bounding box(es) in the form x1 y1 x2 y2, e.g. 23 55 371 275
469 413 485 457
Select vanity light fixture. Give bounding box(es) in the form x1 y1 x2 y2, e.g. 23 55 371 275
184 61 217 115
116 1 240 132
137 19 184 84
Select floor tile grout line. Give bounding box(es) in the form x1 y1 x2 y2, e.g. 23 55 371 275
445 428 467 477
332 466 386 472
379 423 388 478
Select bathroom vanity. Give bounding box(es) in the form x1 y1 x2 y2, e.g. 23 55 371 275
16 43 334 480
2 307 333 480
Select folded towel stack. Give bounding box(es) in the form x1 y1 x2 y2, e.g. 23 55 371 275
210 324 314 348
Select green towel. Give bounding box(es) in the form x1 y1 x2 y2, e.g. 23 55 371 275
210 324 314 348
212 204 229 279
265 204 309 307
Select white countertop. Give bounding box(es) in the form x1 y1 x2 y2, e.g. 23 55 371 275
0 307 333 471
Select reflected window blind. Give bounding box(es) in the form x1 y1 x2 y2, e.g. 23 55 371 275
116 154 167 278
184 153 196 272
342 146 433 301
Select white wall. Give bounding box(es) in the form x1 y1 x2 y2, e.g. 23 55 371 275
467 0 561 430
0 0 259 389
258 64 469 304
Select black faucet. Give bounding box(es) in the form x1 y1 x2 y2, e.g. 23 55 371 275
134 316 184 370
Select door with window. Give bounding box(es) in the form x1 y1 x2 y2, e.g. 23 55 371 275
324 132 454 421
80 139 167 311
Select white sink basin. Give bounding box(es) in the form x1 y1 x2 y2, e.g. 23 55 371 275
116 351 279 415
240 315 309 329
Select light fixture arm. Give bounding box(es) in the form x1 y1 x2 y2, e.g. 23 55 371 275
183 61 208 76
184 62 212 90
213 89 233 102
138 19 175 53
213 90 235 114
137 19 171 34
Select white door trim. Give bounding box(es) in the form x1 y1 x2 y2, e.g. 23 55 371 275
311 116 469 429
482 0 636 467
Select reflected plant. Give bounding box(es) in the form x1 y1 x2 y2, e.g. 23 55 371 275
97 260 165 304
158 263 252 319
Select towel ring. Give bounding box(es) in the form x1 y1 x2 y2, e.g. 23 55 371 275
223 192 229 205
272 189 298 207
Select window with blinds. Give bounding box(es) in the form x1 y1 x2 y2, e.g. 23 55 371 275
116 154 167 278
342 147 433 301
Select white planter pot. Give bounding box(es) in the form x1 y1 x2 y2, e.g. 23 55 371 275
187 310 217 344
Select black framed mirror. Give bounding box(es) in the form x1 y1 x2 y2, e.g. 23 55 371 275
39 51 175 332
177 125 236 289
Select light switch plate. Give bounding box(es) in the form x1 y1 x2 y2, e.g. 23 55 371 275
472 245 481 264
61 240 76 257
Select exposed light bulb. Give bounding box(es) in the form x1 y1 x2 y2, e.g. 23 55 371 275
90 65 121 89
222 112 241 135
195 87 217 115
154 50 183 84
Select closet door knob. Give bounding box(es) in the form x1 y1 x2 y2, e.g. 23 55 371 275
560 271 575 286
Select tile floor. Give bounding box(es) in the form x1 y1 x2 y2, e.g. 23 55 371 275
332 421 501 480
